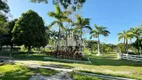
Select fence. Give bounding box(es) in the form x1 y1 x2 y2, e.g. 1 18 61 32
120 54 142 62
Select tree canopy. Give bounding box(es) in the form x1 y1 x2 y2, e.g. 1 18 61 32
0 0 10 13
29 0 86 9
12 10 46 51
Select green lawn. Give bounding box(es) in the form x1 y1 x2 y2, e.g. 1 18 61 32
0 63 58 80
70 72 103 80
0 51 142 79
46 53 142 80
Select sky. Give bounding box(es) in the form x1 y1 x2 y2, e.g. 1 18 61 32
7 0 142 44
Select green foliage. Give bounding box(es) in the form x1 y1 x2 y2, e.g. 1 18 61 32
116 43 125 53
29 0 48 3
0 14 7 22
83 40 97 54
118 30 133 42
20 45 28 52
0 14 9 48
48 5 72 51
131 39 142 54
90 24 110 55
0 0 10 13
118 26 142 54
29 0 86 10
90 24 110 39
0 21 8 35
12 10 46 51
0 14 8 35
1 19 18 47
84 40 116 54
129 27 142 54
101 43 116 52
72 14 92 35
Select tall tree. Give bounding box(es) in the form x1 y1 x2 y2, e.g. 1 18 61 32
12 10 46 55
90 24 110 56
72 15 92 51
118 30 133 53
48 5 71 57
0 14 8 50
129 27 142 54
4 19 18 52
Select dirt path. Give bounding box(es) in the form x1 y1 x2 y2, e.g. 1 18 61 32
29 71 73 80
15 60 135 80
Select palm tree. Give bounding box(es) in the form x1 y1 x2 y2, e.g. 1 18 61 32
72 14 92 51
90 24 110 56
118 30 133 53
129 27 142 54
48 5 71 57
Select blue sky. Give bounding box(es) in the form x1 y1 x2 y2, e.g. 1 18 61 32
7 0 142 44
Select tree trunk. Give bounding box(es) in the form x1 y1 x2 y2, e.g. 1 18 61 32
10 44 13 57
27 46 31 56
38 47 40 54
97 35 101 56
80 30 83 52
140 40 142 55
126 40 128 53
135 38 140 54
10 44 13 52
0 45 2 51
124 38 126 53
56 27 61 58
66 26 68 50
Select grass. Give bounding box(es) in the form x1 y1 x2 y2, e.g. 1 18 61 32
0 51 89 63
0 63 58 80
70 72 104 80
46 53 142 80
1 51 142 79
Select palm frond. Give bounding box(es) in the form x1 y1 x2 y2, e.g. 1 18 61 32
102 30 110 36
47 21 58 29
58 22 65 31
90 30 98 34
72 26 81 34
118 35 123 42
54 5 61 15
83 25 92 30
48 12 57 18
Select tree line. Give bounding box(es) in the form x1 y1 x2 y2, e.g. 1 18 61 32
118 26 142 54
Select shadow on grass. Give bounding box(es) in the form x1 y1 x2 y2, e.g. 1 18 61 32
79 70 137 80
0 64 59 80
0 65 33 80
11 52 90 64
1 51 142 67
41 64 74 69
